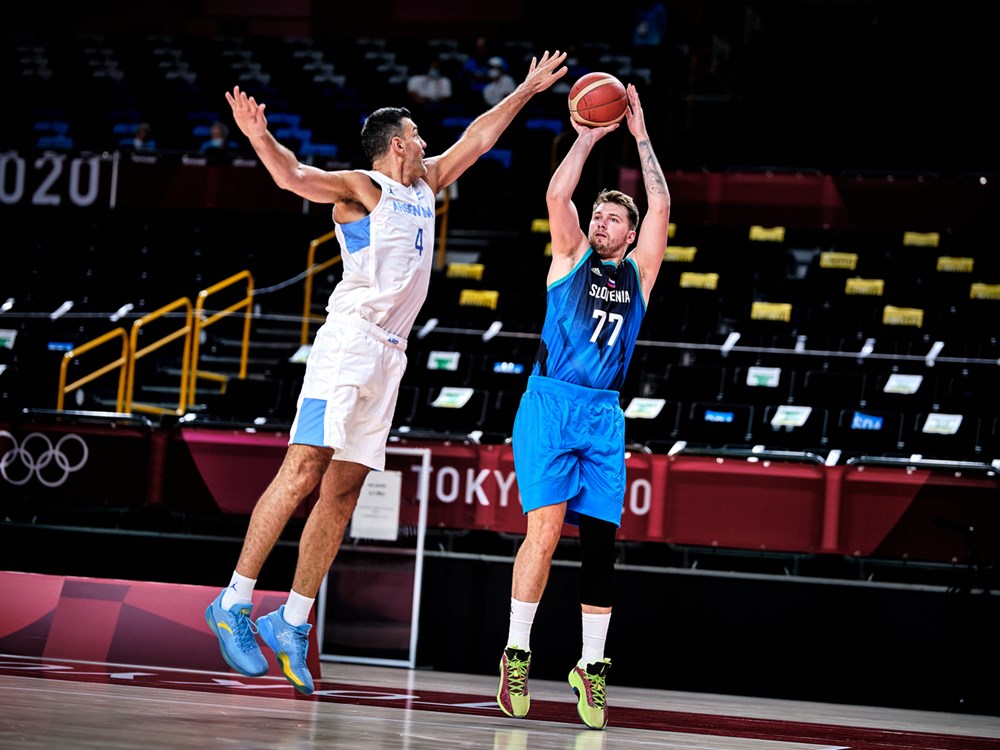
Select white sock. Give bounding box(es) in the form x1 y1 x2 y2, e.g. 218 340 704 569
507 597 539 651
282 590 315 627
581 611 611 665
221 571 256 610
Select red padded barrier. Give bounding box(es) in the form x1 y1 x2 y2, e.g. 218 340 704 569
1 420 995 566
0 571 321 679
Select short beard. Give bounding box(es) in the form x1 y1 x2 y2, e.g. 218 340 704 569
590 235 622 259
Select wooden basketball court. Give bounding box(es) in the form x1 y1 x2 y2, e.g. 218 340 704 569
3 654 998 749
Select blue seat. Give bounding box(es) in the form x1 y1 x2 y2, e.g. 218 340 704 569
36 135 74 150
267 113 302 128
275 127 312 143
829 408 904 457
480 148 512 169
525 118 563 136
303 143 339 157
34 120 70 135
441 116 474 129
678 401 756 448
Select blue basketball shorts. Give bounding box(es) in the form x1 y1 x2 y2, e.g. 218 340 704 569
511 375 626 527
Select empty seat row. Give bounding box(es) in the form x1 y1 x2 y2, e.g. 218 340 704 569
622 397 997 463
384 373 999 464
631 360 1000 415
392 384 521 443
400 341 534 394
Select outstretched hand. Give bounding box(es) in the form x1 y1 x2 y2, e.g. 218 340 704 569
624 84 647 139
521 50 569 94
570 118 620 140
225 85 268 139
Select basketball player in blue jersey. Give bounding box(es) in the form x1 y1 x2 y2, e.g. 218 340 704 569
204 51 568 695
497 84 670 729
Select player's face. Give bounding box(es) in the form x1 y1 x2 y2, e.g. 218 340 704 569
589 202 635 258
401 119 428 177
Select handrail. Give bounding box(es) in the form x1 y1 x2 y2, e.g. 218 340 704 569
127 297 194 415
844 454 999 475
664 440 828 466
190 270 254 402
434 188 450 272
24 407 154 428
56 327 129 413
301 229 340 346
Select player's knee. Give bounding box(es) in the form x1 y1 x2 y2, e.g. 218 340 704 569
579 514 616 607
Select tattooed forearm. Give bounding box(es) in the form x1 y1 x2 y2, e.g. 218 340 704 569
637 140 668 196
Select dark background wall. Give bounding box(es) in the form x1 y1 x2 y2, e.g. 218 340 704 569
6 1 996 176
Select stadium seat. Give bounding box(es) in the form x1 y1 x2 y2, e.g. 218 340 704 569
794 368 868 410
411 386 489 437
828 408 905 458
653 363 727 403
727 364 796 407
755 404 830 453
900 412 982 461
622 396 681 448
677 401 755 449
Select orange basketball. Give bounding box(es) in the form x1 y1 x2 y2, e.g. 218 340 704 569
568 72 628 127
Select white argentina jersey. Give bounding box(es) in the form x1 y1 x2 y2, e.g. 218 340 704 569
328 169 436 339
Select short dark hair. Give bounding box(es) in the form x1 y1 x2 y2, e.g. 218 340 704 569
594 189 639 230
360 107 411 164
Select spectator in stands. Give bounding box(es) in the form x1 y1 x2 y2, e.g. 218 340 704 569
127 122 156 152
463 35 496 91
495 84 670 731
482 56 517 107
633 1 668 46
204 50 569 696
406 59 457 148
200 120 238 155
406 59 453 108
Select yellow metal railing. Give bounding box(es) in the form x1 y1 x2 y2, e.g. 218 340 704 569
190 270 254 402
126 297 194 415
435 188 450 271
57 327 129 412
301 229 340 346
57 191 458 415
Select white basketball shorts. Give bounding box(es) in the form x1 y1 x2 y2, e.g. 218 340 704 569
289 312 407 471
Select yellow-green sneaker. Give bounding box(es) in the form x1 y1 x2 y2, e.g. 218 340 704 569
568 658 611 730
497 646 532 717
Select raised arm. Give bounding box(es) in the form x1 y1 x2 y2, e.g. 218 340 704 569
423 50 568 193
545 120 620 270
624 84 671 300
225 86 355 204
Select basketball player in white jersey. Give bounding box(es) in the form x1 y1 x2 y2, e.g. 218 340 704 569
205 50 568 694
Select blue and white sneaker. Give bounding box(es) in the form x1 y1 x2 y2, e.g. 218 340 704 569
205 590 268 677
257 605 315 695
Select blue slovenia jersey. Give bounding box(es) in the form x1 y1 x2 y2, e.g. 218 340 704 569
532 248 647 391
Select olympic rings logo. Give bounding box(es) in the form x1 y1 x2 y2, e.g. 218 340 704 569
0 431 89 488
